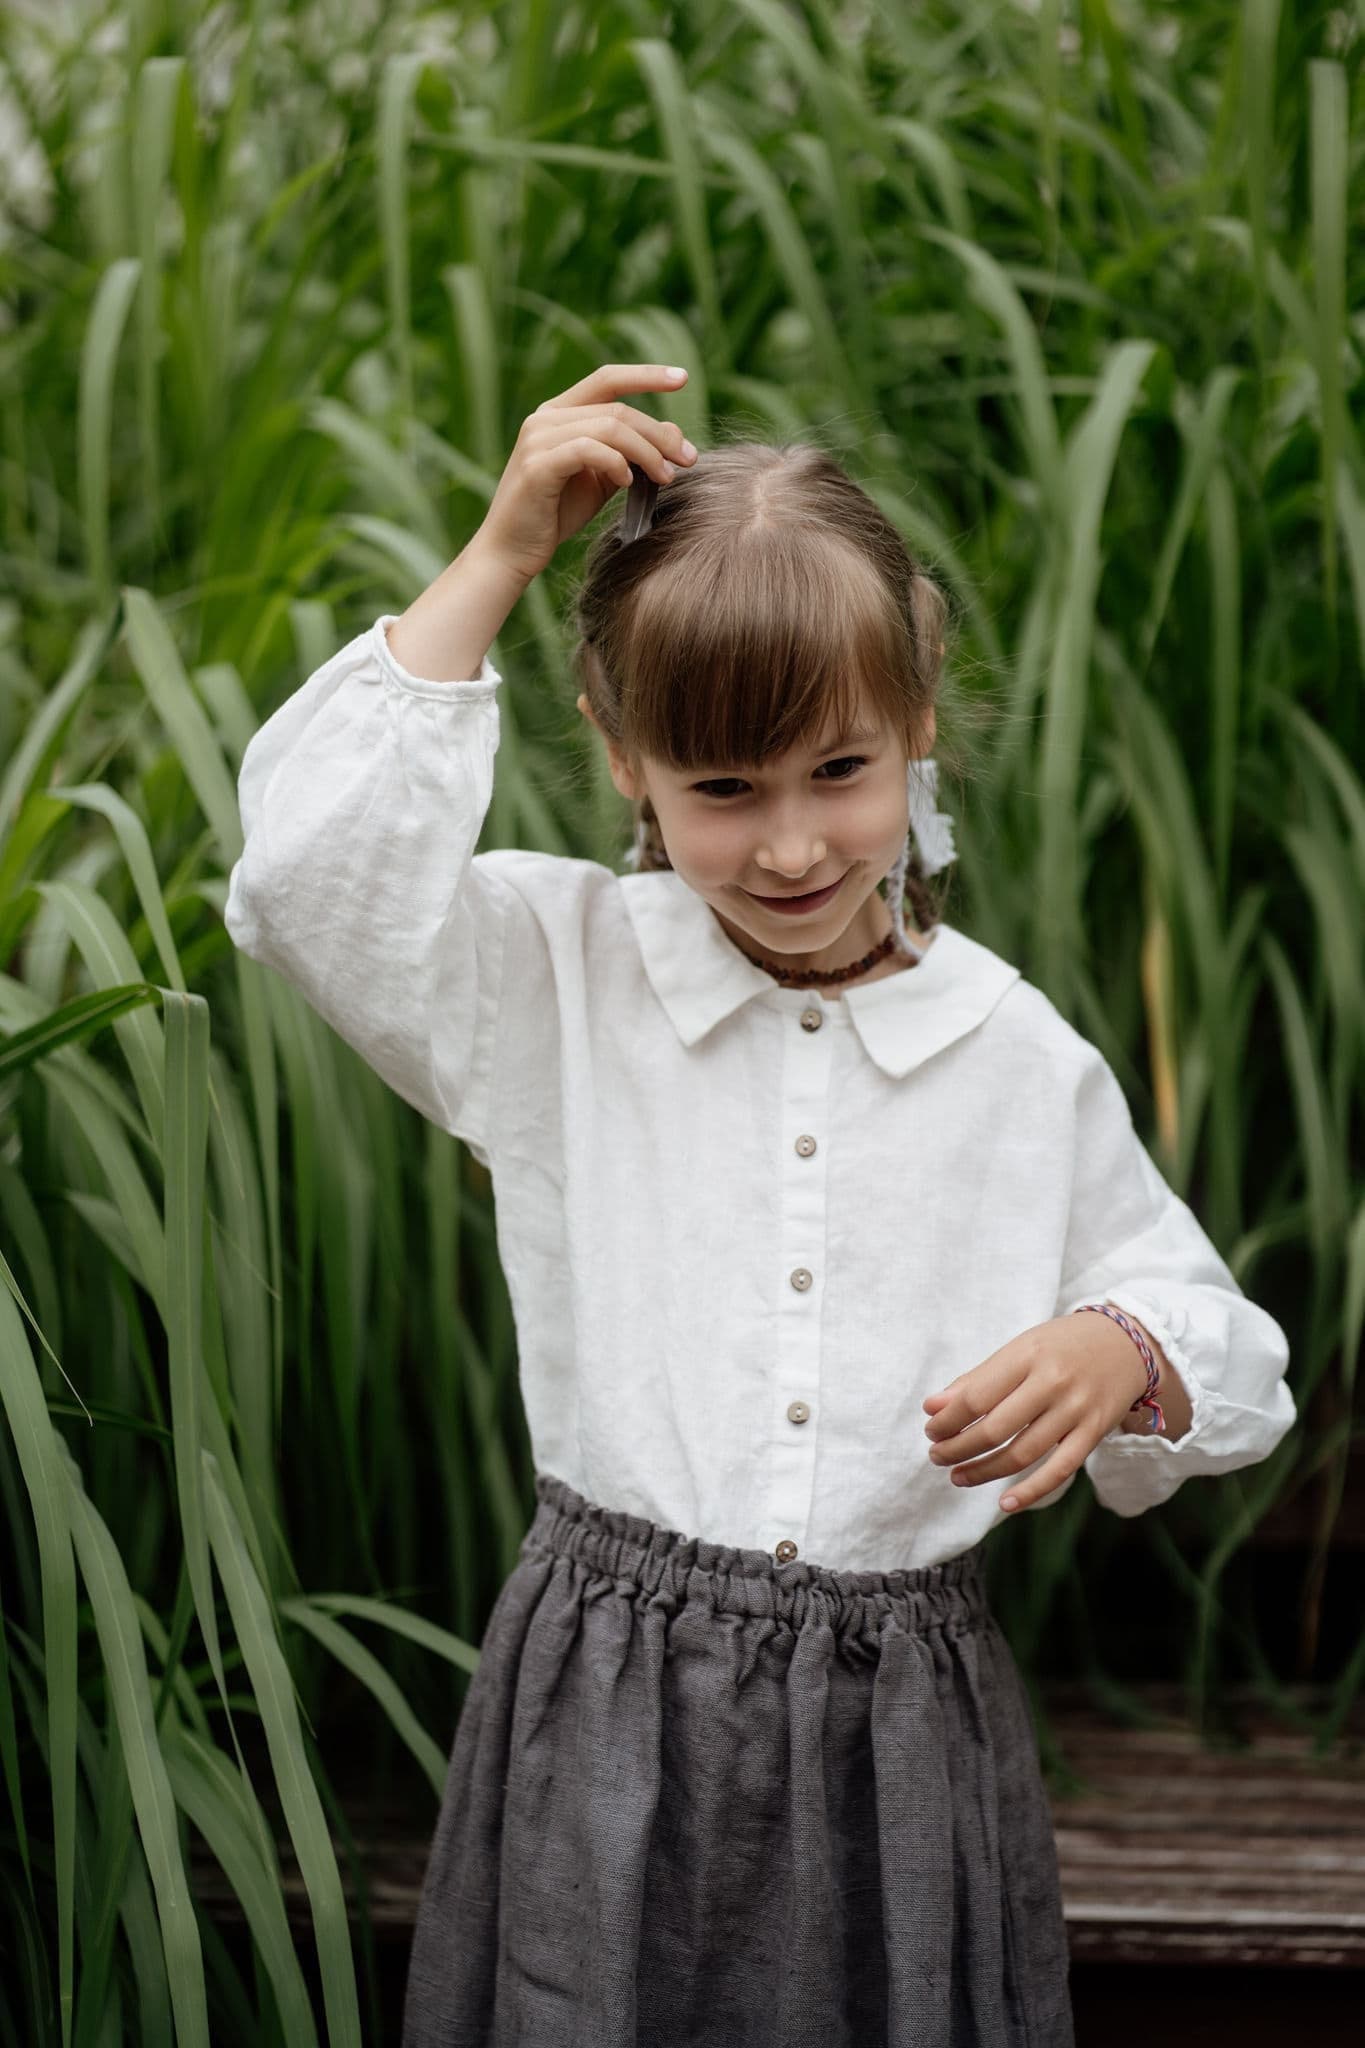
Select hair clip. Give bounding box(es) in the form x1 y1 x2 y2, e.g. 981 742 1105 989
620 462 659 543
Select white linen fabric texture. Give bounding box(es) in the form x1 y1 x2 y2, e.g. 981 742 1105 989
223 615 1296 1572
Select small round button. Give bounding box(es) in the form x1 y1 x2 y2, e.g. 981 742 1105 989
786 1400 811 1424
799 1006 822 1032
790 1267 812 1291
795 1133 817 1157
775 1539 799 1563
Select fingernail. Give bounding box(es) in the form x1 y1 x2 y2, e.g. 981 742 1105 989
662 461 677 480
681 438 697 460
666 366 687 380
1001 1494 1020 1510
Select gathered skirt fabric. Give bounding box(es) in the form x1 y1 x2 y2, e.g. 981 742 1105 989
401 1472 1075 2048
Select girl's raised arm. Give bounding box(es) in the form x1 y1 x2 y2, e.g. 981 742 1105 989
386 360 692 680
222 366 695 1154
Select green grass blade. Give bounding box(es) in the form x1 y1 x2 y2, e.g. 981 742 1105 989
44 785 188 995
303 1591 481 1677
79 259 141 603
121 588 245 867
916 223 1064 519
1309 58 1347 644
0 1282 79 2048
202 1452 362 2048
32 881 167 1150
0 983 164 1082
162 1725 321 2048
131 57 184 547
1136 367 1242 675
441 262 504 478
376 54 426 426
630 39 723 351
279 1601 449 1797
1037 339 1157 996
58 1441 209 2048
0 613 117 858
697 108 853 395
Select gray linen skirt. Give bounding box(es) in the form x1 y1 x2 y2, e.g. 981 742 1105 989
401 1472 1075 2048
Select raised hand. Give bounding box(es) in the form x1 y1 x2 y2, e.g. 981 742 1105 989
478 361 698 587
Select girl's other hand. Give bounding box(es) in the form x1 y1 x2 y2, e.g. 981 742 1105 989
920 1313 1169 1512
476 363 697 588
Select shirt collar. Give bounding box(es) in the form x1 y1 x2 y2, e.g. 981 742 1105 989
619 868 1020 1080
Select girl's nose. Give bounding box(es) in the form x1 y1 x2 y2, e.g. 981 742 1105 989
757 837 827 878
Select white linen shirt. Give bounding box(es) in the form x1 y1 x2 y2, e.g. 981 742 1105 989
223 614 1296 1572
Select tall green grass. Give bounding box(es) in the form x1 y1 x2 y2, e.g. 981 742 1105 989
1 0 1361 2038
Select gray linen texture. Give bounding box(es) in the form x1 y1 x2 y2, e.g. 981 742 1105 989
401 1473 1076 2047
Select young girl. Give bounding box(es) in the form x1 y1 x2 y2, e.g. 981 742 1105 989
225 362 1296 2048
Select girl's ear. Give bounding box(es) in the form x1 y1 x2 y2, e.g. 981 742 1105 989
908 704 937 758
576 693 645 800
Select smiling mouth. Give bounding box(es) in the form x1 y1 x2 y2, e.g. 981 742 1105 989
744 871 848 912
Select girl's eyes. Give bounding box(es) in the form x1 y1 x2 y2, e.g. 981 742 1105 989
691 757 868 800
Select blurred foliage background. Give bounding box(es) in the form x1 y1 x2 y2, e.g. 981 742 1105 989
1 0 1362 2040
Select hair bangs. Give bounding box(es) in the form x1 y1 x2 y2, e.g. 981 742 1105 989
614 528 913 775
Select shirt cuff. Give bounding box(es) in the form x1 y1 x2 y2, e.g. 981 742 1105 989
372 614 502 697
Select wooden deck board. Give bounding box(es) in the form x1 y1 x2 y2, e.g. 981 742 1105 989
1043 1685 1365 1963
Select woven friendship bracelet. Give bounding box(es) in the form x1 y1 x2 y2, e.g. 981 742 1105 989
1073 1302 1166 1434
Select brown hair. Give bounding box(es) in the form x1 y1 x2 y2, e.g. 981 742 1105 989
568 438 971 936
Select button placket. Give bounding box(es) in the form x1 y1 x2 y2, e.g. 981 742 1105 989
760 996 834 1560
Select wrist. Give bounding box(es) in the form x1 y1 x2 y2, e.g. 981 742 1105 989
1072 1301 1166 1434
467 523 540 598
1103 1310 1194 1442
388 531 530 683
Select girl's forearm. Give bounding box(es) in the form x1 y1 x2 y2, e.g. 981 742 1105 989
385 530 532 683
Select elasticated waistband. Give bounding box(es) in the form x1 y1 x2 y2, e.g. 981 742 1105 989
522 1471 990 1637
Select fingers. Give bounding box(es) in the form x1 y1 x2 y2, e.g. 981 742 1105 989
534 434 637 493
935 1404 1063 1481
584 408 691 482
538 363 688 410
529 402 695 483
925 1366 1034 1453
938 1413 1094 1519
924 1332 1049 1447
994 1441 1086 1512
926 1370 1078 1472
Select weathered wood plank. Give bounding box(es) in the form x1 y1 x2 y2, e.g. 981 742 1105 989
1042 1684 1365 1964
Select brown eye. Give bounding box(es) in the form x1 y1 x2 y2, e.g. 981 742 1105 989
692 757 867 799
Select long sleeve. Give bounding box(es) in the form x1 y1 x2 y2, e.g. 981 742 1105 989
224 614 510 1158
1054 1043 1296 1516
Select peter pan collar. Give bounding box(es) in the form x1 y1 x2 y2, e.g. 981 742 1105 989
618 868 1020 1081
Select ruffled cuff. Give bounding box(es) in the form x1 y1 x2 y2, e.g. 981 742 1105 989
371 614 502 698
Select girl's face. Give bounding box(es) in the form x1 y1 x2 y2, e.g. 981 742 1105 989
578 687 935 977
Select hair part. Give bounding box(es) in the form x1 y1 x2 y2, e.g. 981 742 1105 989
568 438 967 935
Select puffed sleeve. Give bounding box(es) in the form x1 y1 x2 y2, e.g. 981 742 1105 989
223 614 514 1160
1053 1043 1296 1516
